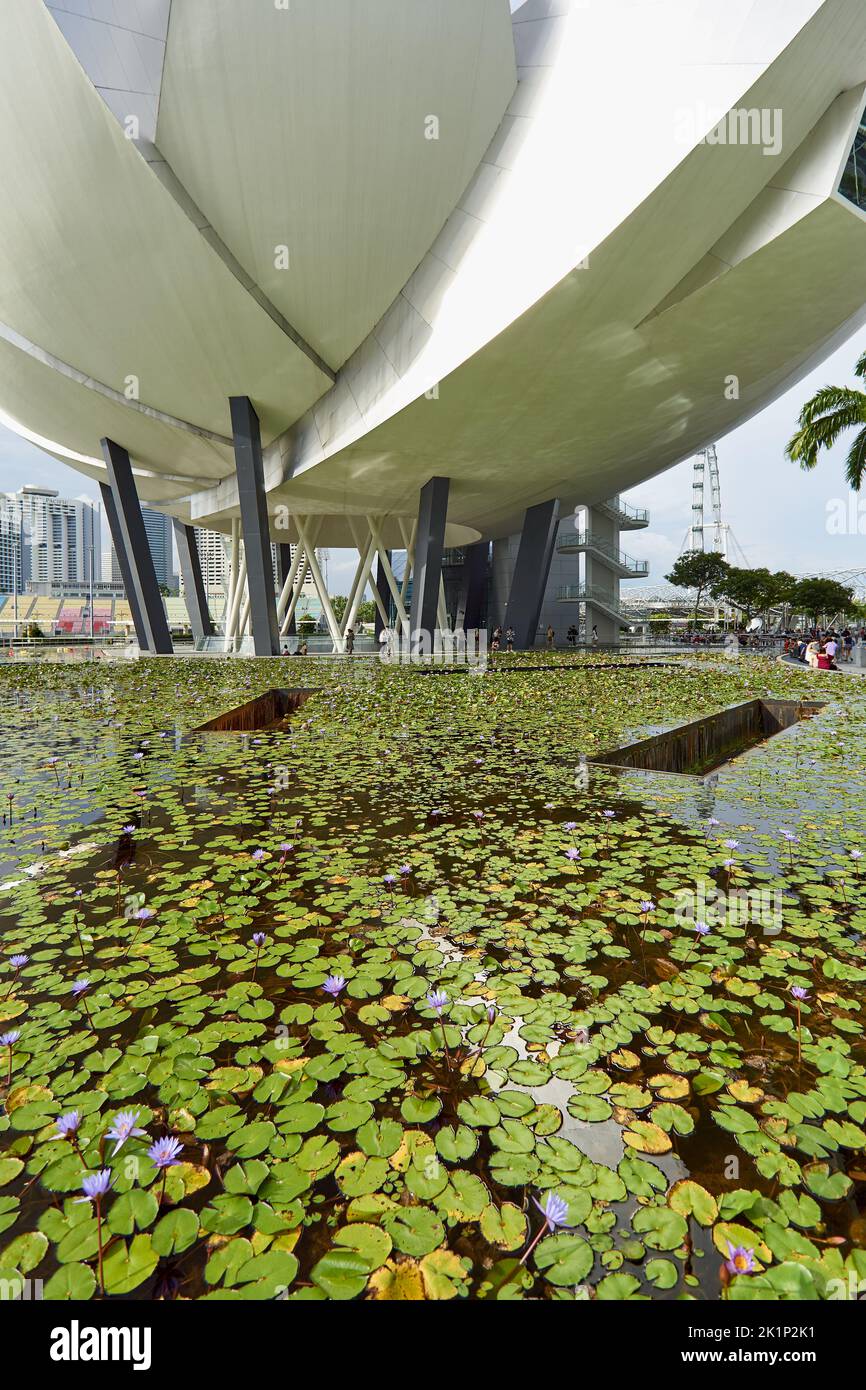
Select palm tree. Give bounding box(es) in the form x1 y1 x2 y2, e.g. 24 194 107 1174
786 350 866 488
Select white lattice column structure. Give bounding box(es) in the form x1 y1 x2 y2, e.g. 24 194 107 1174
583 505 621 644
579 497 649 644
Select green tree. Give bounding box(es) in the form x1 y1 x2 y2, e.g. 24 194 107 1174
714 567 780 623
786 350 866 488
356 600 377 625
665 551 730 624
792 577 854 625
330 595 348 626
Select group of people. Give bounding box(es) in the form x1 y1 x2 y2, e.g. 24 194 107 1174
786 626 862 669
565 624 598 646
490 622 599 652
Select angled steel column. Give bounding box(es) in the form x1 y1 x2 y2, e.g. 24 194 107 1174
173 520 214 641
277 545 296 636
410 476 450 642
374 551 391 638
100 441 173 654
99 481 148 651
458 541 490 631
505 498 561 649
229 396 280 656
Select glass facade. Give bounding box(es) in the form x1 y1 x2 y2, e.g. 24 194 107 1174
839 106 866 212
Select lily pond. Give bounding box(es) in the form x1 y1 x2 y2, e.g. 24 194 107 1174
1 653 865 1302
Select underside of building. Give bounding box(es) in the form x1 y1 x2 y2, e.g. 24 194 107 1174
2 1 866 649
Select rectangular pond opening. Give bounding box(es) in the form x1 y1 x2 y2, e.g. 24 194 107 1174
194 687 317 734
591 699 827 778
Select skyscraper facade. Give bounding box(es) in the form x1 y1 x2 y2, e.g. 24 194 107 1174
1 486 100 590
0 495 23 594
141 508 174 588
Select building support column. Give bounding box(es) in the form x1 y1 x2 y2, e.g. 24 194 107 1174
281 555 310 637
225 547 246 644
374 551 391 638
399 520 417 604
229 396 280 656
457 541 489 632
367 517 410 636
410 477 449 644
276 543 297 636
173 520 214 642
504 498 561 649
99 441 173 655
296 515 343 651
99 482 148 650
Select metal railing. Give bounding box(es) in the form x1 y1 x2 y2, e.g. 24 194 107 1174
597 496 649 527
557 532 649 575
556 584 627 618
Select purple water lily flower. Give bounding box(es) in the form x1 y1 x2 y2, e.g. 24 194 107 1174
9 954 28 969
790 985 810 1002
71 977 91 998
533 1191 571 1230
76 1169 113 1203
563 821 577 831
279 842 294 854
725 1243 756 1276
323 975 346 997
723 839 740 851
486 1003 497 1024
56 1111 82 1139
564 847 580 861
148 1136 184 1170
602 810 616 820
382 874 397 886
105 1110 147 1156
427 989 448 1014
694 922 711 936
640 900 655 914
0 1030 20 1046
134 907 155 922
251 849 266 862
399 864 413 876
252 932 268 948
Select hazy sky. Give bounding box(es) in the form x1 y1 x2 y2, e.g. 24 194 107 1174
3 320 865 595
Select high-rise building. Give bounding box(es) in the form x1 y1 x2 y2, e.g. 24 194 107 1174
0 495 24 594
141 508 174 589
192 529 229 593
180 529 324 601
1 486 100 590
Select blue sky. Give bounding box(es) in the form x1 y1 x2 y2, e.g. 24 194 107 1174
3 321 865 594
